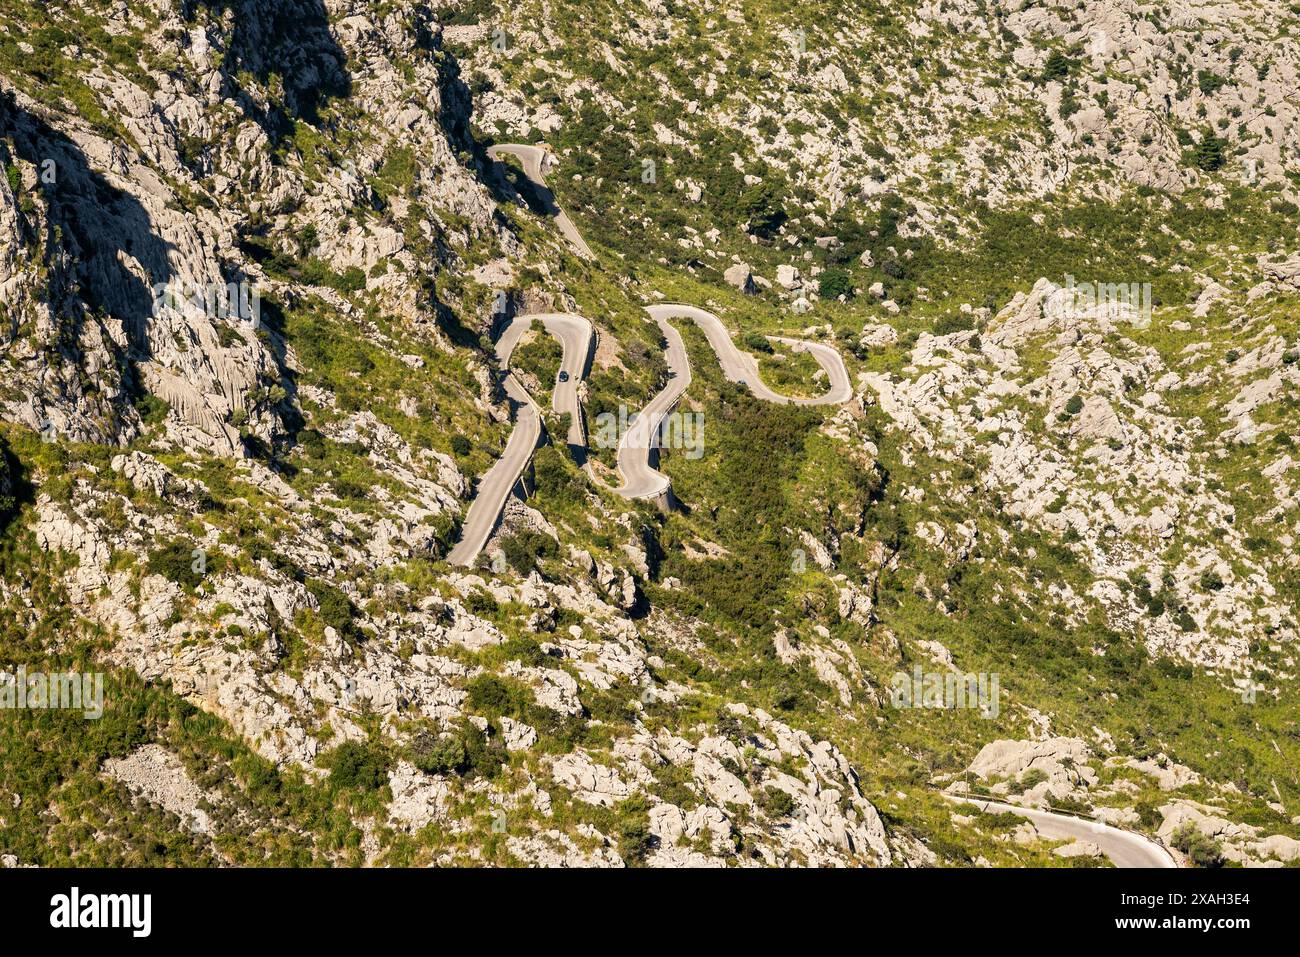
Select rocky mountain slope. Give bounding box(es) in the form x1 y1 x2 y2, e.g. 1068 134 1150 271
0 0 1297 867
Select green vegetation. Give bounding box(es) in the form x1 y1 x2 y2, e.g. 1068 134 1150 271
408 723 506 779
0 461 374 863
306 578 362 643
1193 132 1228 172
818 269 854 300
0 435 16 529
616 796 655 865
1171 823 1224 868
758 786 796 817
499 528 559 575
322 741 391 793
5 0 1299 869
145 539 206 590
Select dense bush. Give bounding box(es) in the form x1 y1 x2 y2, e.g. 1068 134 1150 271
817 269 853 300
458 723 508 778
1197 69 1228 96
1042 51 1073 81
933 313 975 336
758 786 796 817
615 797 655 866
323 741 390 792
465 674 531 720
739 179 787 237
1171 823 1224 867
463 589 498 617
408 731 469 775
306 578 361 642
1193 133 1228 171
659 390 824 632
133 393 170 427
0 436 16 530
146 539 205 589
532 445 583 504
500 529 558 575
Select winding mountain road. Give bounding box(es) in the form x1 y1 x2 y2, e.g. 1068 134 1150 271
536 312 595 452
613 311 692 501
946 794 1177 868
447 314 544 566
462 142 1173 874
646 303 853 407
448 145 854 563
488 144 595 260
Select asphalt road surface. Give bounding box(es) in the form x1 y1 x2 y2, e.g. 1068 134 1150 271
614 311 691 500
946 794 1177 868
537 313 594 450
449 152 856 560
446 314 542 567
646 303 852 407
488 143 595 260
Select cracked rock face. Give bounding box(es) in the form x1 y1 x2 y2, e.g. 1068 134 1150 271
2 86 284 456
861 273 1298 674
4 0 1300 871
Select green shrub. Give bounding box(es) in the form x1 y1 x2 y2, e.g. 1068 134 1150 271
295 224 319 256
408 732 469 775
615 797 655 866
500 529 558 575
1009 768 1049 795
1155 658 1193 680
146 539 205 589
459 722 508 778
758 786 796 817
1197 70 1228 96
133 393 170 427
532 446 583 503
0 436 16 529
1042 51 1073 82
1171 823 1224 867
322 741 390 792
463 589 498 617
500 634 549 667
1135 801 1161 829
465 674 530 720
333 266 367 292
739 179 786 236
306 578 361 642
933 313 976 336
450 435 472 457
1193 133 1228 171
817 269 853 300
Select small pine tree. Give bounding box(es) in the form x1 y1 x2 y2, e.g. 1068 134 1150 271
1194 133 1228 171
